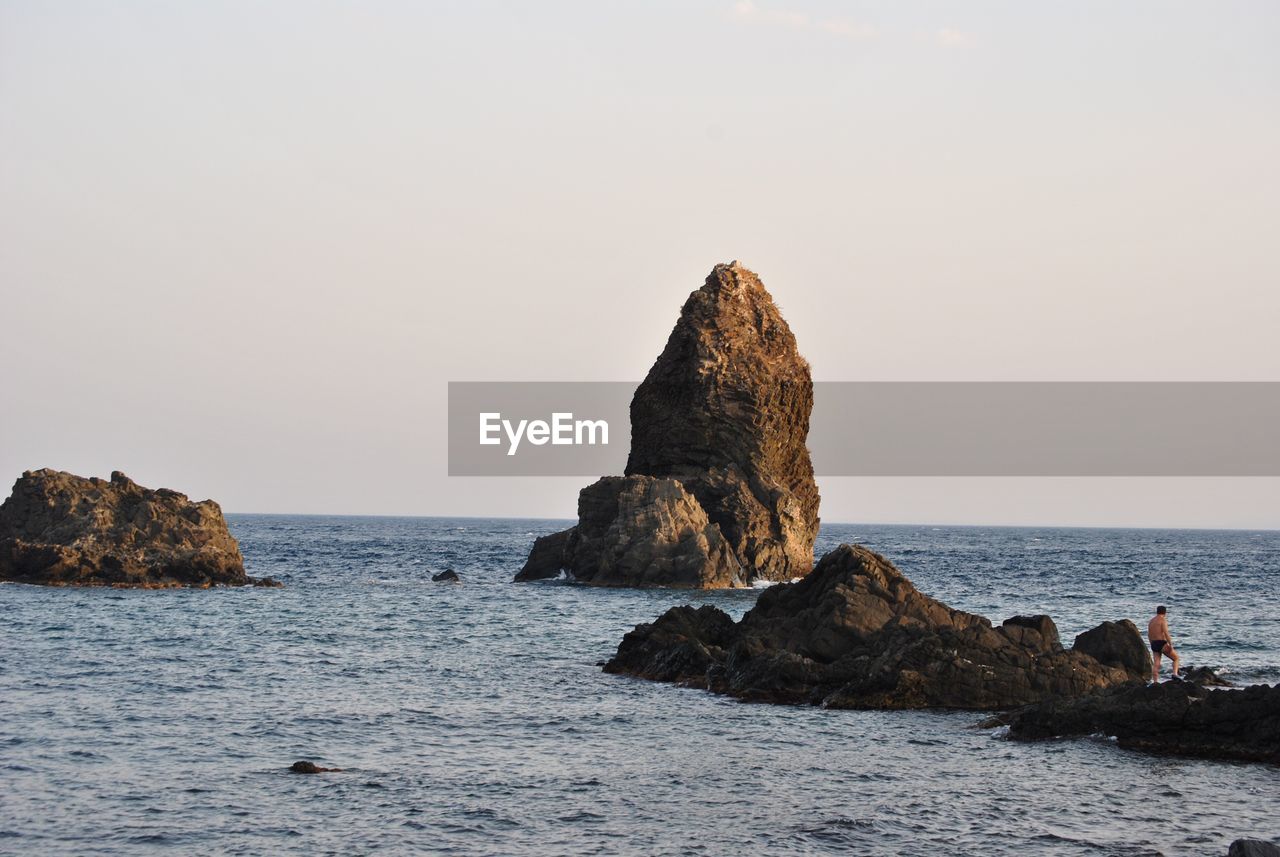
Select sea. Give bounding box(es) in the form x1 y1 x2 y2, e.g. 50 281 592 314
2 517 1277 856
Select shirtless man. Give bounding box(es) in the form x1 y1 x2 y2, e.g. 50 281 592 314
1147 605 1180 682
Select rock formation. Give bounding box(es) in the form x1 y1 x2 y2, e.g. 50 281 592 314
996 679 1280 765
1230 840 1280 857
604 543 1148 710
517 262 819 587
432 569 461 582
520 476 744 587
0 469 276 588
1072 619 1152 679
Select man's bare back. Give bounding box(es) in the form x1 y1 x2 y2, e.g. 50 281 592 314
1147 613 1168 645
1147 606 1180 682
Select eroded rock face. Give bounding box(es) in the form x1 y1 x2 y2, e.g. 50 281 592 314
0 469 273 588
999 680 1280 765
625 262 819 582
517 262 819 587
516 476 743 588
604 543 1146 710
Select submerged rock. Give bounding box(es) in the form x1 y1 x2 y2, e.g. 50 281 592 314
605 543 1145 710
997 680 1280 765
0 469 274 588
289 760 341 774
1230 840 1280 857
432 569 461 583
517 262 819 587
1181 665 1235 687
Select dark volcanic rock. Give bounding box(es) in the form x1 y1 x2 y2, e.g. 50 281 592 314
289 760 341 774
1230 840 1280 857
519 528 574 582
432 569 461 582
999 615 1062 654
0 469 273 588
605 543 1141 710
999 680 1280 765
609 604 739 685
517 262 819 587
1182 665 1235 687
516 476 743 587
1072 620 1151 680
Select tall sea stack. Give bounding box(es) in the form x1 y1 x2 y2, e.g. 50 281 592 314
517 262 819 587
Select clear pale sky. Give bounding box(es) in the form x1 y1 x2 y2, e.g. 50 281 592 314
2 2 1278 527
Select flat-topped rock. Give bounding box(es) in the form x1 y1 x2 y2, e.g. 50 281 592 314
605 543 1146 710
518 262 819 587
997 679 1279 765
0 469 275 588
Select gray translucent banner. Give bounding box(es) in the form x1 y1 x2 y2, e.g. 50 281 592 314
448 382 1280 476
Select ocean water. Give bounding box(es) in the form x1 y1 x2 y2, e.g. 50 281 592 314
2 517 1278 856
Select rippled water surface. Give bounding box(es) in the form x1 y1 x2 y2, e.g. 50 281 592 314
2 517 1278 855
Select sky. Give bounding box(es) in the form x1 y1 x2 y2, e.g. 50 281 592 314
2 1 1278 527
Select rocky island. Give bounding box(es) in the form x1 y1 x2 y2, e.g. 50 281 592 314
0 469 276 588
517 262 820 588
605 544 1149 709
604 542 1278 765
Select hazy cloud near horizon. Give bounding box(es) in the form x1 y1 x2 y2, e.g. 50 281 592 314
2 1 1278 528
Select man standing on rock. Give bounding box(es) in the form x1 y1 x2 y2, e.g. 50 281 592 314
1147 605 1180 682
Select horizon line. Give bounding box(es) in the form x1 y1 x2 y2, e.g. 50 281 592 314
221 510 1280 534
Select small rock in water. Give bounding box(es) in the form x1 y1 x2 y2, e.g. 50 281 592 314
432 569 461 582
1229 840 1280 857
289 760 341 774
1181 665 1234 687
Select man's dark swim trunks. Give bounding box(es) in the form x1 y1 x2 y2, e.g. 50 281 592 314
1151 639 1169 653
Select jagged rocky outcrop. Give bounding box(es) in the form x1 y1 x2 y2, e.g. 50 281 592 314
517 262 819 587
995 679 1280 765
604 543 1147 710
520 476 743 587
0 469 276 588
